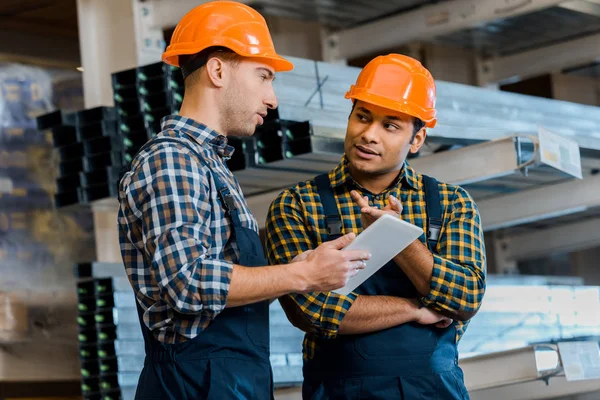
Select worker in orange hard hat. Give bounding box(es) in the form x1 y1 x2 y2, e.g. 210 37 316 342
117 2 371 399
266 54 486 399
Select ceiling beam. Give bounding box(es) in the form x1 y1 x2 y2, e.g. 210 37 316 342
324 0 564 61
478 174 600 231
0 28 80 68
0 0 58 17
0 53 79 70
497 218 600 261
478 32 600 85
0 17 78 38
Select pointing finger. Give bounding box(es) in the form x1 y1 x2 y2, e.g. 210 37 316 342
363 208 386 218
351 190 369 208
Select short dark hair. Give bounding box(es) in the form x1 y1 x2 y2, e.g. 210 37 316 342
179 46 242 86
349 102 425 141
412 118 426 138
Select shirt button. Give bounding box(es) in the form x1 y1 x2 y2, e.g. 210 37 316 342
374 195 380 200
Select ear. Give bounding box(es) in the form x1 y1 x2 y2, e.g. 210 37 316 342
205 57 225 88
409 128 427 154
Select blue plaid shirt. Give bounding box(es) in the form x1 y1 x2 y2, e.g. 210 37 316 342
117 115 259 344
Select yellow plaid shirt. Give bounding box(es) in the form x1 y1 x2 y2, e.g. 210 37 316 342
265 157 486 359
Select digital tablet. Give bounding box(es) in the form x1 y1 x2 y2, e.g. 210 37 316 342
332 213 424 296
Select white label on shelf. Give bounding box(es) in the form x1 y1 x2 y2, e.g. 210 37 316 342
538 127 583 179
0 177 13 194
558 341 600 381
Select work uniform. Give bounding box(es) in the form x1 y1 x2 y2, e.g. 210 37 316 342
265 157 486 399
118 116 273 399
117 1 293 398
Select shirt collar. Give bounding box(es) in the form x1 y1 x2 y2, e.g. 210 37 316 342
403 161 421 190
160 114 234 158
329 155 420 192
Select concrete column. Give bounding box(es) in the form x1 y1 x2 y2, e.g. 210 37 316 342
76 0 138 108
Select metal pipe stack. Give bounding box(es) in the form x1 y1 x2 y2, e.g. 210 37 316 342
74 262 142 400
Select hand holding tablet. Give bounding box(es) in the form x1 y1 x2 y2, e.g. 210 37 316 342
332 214 423 296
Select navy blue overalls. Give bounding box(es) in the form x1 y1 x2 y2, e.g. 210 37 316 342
302 173 469 400
125 135 273 400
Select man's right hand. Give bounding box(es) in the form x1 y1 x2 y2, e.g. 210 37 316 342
414 303 453 328
291 233 371 293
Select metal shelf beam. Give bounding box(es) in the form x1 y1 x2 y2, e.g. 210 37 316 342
324 0 564 61
470 376 600 400
478 174 600 231
498 218 600 262
461 344 600 400
460 345 557 392
478 32 600 85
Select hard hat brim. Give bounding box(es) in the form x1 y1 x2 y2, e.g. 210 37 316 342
163 41 294 72
251 55 294 72
346 90 437 128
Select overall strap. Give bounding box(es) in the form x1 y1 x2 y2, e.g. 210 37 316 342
315 173 342 241
422 174 442 251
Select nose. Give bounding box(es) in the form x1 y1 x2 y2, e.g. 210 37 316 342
361 122 379 144
264 82 278 110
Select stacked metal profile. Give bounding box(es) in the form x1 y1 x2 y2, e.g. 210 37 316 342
111 62 183 159
458 277 600 358
33 110 78 207
75 262 141 400
253 119 313 165
35 107 126 208
37 60 316 209
72 262 309 399
113 60 314 172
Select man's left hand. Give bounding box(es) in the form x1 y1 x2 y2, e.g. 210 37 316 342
350 190 402 229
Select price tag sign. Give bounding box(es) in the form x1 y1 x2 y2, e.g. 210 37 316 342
0 177 13 194
557 341 600 381
538 127 582 179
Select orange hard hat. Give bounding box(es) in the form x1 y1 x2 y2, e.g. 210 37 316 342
162 1 293 72
345 54 437 128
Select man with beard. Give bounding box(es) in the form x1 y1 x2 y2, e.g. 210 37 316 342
117 2 370 398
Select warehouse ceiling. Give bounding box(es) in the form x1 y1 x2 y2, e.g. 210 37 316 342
434 5 600 57
0 0 78 39
248 0 452 29
3 0 600 70
0 0 449 38
0 0 79 67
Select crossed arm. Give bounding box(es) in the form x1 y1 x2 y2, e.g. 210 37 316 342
265 186 486 338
